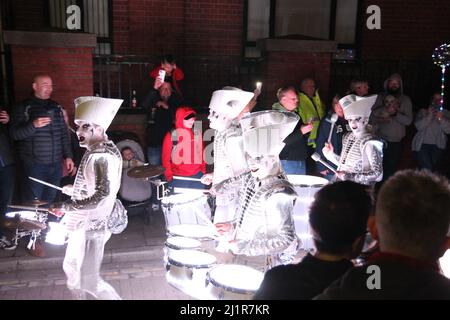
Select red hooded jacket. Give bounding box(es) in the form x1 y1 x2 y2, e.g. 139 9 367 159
161 106 206 181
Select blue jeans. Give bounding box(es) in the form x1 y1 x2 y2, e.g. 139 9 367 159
22 161 62 203
0 164 15 238
170 171 205 192
415 144 443 172
281 160 306 175
147 146 162 165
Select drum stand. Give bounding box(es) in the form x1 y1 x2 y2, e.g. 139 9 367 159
151 179 170 200
10 209 48 250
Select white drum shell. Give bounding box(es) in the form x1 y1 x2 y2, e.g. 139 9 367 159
287 175 328 251
161 193 211 227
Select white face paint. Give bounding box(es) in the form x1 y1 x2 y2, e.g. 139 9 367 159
208 109 232 132
247 154 279 180
75 120 102 148
346 116 368 137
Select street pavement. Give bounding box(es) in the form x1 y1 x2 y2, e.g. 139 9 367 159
0 208 192 300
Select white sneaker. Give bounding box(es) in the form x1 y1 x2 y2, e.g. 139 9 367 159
0 236 17 250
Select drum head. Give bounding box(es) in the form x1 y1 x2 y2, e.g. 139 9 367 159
161 192 204 206
5 211 37 221
207 264 264 294
168 224 215 239
287 175 328 188
168 249 216 268
165 236 201 250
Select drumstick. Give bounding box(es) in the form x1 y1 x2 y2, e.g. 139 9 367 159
172 175 202 182
173 187 210 194
29 176 63 191
327 113 339 143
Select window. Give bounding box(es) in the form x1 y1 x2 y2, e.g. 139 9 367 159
48 0 112 55
245 0 359 60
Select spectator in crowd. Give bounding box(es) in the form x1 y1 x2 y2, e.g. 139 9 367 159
411 93 450 172
162 106 206 190
348 78 370 96
315 94 351 180
371 73 413 181
121 146 145 169
315 169 450 299
10 74 74 204
149 54 184 97
272 86 312 174
254 180 371 299
142 78 181 166
323 94 383 186
297 78 327 150
0 107 16 250
49 96 124 300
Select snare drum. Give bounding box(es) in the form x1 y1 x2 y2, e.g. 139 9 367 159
161 192 212 228
166 249 216 298
167 224 216 251
287 175 328 251
164 236 202 261
206 264 264 300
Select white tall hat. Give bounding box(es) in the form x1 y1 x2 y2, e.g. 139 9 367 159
240 110 299 157
208 87 254 119
339 94 377 119
74 96 123 130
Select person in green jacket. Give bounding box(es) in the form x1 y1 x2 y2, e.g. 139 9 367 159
297 78 327 149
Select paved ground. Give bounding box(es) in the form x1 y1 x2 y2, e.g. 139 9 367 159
0 209 192 300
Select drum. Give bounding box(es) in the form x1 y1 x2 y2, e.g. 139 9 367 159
167 224 216 251
166 249 217 298
287 175 328 251
161 192 212 228
206 264 264 300
164 236 202 261
45 222 67 245
4 211 46 230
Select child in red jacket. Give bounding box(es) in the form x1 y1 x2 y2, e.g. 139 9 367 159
150 54 184 97
161 106 206 191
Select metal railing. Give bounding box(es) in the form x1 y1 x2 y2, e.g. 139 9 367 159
329 59 444 109
93 54 263 110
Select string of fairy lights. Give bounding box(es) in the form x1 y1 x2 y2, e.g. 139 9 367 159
432 43 450 111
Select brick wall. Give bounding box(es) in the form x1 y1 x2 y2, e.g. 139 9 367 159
112 0 243 56
10 0 46 31
261 51 333 108
10 46 94 120
360 0 450 60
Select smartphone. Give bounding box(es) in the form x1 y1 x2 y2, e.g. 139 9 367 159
158 69 166 82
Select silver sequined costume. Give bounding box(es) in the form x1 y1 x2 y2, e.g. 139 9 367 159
60 140 122 300
212 122 249 223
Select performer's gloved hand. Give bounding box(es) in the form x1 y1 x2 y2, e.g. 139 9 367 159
49 202 66 218
200 173 213 185
62 184 74 196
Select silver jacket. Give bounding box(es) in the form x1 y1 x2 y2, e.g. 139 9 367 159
334 132 383 185
232 173 297 256
212 122 249 224
61 141 122 231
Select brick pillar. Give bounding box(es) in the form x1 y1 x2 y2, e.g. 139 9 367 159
3 31 96 121
257 37 337 109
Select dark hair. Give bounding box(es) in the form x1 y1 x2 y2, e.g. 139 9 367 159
309 181 372 254
121 146 133 154
376 169 450 260
161 54 175 65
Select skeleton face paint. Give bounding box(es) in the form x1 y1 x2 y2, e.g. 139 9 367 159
208 109 232 132
346 116 368 137
76 120 101 148
246 154 279 180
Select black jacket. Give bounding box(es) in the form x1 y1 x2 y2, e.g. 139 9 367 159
254 253 353 300
10 96 72 164
279 117 308 161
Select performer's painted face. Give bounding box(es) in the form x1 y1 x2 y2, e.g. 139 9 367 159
346 116 368 136
75 120 101 148
208 109 231 132
247 154 278 180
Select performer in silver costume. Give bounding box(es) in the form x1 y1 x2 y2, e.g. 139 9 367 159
223 110 300 270
322 94 383 186
201 87 254 225
49 97 124 300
